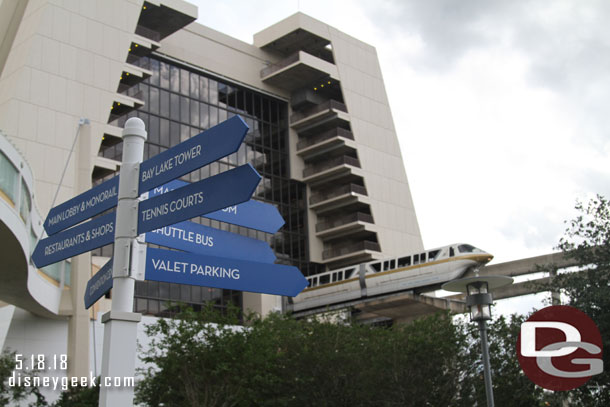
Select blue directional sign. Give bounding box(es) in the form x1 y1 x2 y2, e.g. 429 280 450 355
42 116 247 236
32 212 116 268
84 259 113 309
204 200 284 234
139 115 248 192
149 179 284 234
43 177 119 236
145 221 276 263
138 164 261 234
144 248 308 297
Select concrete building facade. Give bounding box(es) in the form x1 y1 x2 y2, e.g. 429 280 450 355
0 0 422 394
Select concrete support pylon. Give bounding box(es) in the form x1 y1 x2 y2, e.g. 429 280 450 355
67 119 92 378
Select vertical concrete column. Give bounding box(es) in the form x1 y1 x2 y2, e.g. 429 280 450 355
550 268 561 305
99 117 146 406
67 119 92 378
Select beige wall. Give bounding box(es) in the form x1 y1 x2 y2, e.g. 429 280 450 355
0 0 143 216
327 27 424 256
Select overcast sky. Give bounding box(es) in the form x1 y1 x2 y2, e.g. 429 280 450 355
188 0 610 267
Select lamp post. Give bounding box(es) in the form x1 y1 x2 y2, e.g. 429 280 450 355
442 275 513 407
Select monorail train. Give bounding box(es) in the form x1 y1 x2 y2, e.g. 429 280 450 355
289 243 493 313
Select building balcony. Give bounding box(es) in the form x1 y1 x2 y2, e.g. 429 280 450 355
290 100 350 134
92 156 120 180
99 124 123 150
126 33 161 65
117 63 153 93
315 211 374 239
302 155 361 184
108 91 145 122
309 183 368 213
296 127 354 160
322 240 381 264
137 0 197 41
261 51 338 91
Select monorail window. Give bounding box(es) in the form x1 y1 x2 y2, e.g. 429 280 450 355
428 250 440 261
383 261 390 271
332 273 338 282
398 256 411 267
312 277 318 287
449 247 455 257
390 260 396 269
413 254 419 264
420 253 426 263
344 268 355 279
458 244 476 253
371 262 381 272
320 274 330 285
307 279 312 287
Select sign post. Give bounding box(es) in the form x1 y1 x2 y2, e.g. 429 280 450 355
98 117 146 406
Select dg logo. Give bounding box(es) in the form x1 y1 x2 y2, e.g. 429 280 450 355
517 305 604 391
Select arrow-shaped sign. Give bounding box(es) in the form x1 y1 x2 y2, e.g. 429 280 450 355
32 212 116 268
139 115 248 192
84 259 113 309
145 221 276 263
138 164 261 234
41 116 248 236
44 177 119 236
144 248 308 297
148 179 284 234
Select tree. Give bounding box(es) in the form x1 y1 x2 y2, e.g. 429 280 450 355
0 350 48 406
135 306 469 407
546 194 610 406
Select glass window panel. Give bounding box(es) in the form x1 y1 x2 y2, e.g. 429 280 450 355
147 281 159 297
160 62 170 89
170 66 180 92
200 103 209 129
149 300 159 314
160 119 170 147
180 124 190 143
209 80 218 104
159 282 169 298
180 96 189 123
149 87 159 115
190 72 199 98
148 115 159 144
190 100 199 125
135 298 147 313
180 69 189 95
170 122 180 147
209 106 218 127
199 76 208 102
180 284 190 302
170 283 180 299
170 94 179 120
0 151 18 203
160 90 169 117
150 59 160 86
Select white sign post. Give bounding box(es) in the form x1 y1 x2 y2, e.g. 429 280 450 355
98 118 147 406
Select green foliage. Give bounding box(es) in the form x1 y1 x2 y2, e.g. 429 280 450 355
50 383 99 407
546 194 610 406
0 350 48 406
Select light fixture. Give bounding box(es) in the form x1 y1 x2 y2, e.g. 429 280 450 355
466 280 492 321
313 87 317 91
442 274 513 407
